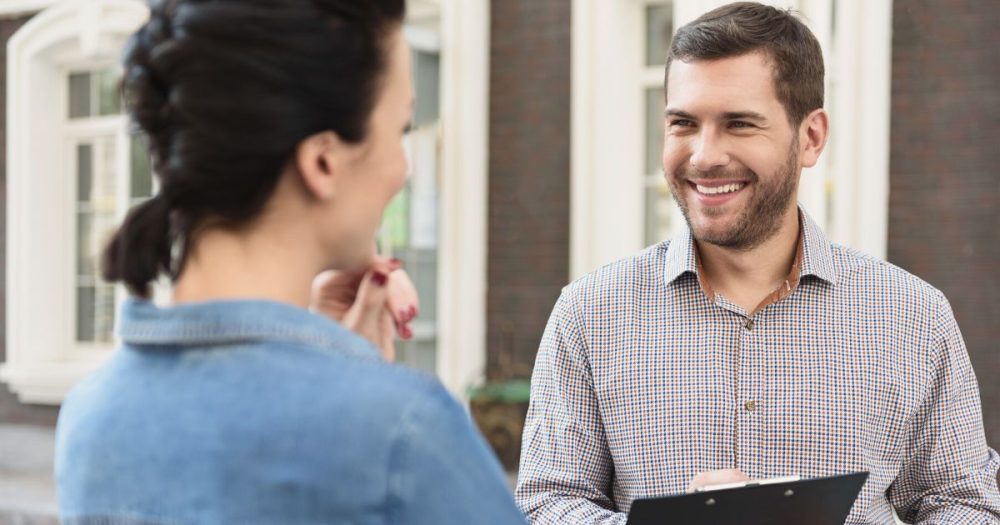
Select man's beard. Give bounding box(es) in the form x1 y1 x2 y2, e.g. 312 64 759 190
669 142 799 251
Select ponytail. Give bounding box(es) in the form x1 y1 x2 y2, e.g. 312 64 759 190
101 193 173 299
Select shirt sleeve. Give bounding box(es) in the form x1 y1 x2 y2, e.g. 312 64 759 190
388 383 527 525
515 290 627 525
888 292 1000 523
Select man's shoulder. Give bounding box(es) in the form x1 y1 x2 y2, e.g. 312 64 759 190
563 241 671 300
828 243 947 310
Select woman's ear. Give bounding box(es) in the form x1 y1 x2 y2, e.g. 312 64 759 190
294 131 344 200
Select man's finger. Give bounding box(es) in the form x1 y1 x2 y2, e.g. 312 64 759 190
687 469 749 492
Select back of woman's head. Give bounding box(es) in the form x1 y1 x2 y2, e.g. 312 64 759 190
102 0 406 298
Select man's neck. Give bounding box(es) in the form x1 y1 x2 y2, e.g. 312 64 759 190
696 207 801 314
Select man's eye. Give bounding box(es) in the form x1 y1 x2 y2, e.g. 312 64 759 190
729 121 754 129
669 119 694 128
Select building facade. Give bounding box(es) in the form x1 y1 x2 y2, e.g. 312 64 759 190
1 0 996 452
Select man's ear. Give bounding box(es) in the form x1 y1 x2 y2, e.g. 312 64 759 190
294 131 344 200
798 108 829 168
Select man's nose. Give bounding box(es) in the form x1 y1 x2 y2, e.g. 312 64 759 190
688 133 731 172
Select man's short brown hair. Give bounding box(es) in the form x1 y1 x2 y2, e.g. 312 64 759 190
664 2 824 126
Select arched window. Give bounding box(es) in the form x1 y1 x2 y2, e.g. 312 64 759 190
2 0 149 403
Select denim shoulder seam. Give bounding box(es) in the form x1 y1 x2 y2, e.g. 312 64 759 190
383 383 446 524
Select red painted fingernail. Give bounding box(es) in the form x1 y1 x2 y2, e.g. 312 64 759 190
372 271 388 287
398 309 408 320
403 325 412 339
409 306 417 319
389 258 401 266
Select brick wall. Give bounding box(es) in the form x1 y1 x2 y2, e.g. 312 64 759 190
889 1 999 448
0 14 60 426
487 0 571 380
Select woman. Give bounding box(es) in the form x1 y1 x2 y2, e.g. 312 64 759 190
54 1 526 523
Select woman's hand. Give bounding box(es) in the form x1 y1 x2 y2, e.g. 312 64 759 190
310 257 420 361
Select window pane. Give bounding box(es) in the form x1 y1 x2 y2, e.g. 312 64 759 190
76 284 115 343
94 137 118 212
97 69 123 116
130 133 154 199
645 2 674 67
76 136 119 344
77 212 94 277
645 87 665 176
69 72 91 119
94 285 116 343
413 50 440 127
396 337 437 377
77 211 115 280
76 285 96 342
645 179 675 245
401 248 437 323
77 144 93 202
381 185 410 249
76 212 116 343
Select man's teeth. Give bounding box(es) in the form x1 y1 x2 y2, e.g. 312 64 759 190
696 183 745 195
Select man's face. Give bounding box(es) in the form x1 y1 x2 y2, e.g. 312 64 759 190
663 52 802 250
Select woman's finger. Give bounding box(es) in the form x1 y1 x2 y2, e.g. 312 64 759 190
310 270 363 321
386 269 420 333
342 270 391 357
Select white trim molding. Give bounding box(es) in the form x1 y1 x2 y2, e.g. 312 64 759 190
829 0 892 259
570 0 646 279
0 0 57 19
435 0 490 400
2 0 148 404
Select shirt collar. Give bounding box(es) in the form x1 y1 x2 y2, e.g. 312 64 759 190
116 298 380 360
799 207 837 285
663 205 838 287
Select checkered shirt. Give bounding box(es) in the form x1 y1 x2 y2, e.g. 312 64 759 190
516 209 1000 524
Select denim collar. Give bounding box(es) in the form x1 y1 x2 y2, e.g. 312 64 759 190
663 205 838 287
117 298 380 360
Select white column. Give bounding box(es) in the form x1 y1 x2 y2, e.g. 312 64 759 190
831 0 892 258
436 0 489 400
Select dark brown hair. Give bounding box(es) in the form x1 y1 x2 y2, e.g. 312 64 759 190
664 1 824 126
101 0 406 298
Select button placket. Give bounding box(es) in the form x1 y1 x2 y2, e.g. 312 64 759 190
736 314 762 475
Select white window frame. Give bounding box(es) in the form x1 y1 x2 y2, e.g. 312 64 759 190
65 111 131 352
571 0 892 279
0 0 58 19
2 0 149 404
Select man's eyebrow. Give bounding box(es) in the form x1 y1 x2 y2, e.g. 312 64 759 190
721 111 768 122
664 109 769 122
664 109 697 119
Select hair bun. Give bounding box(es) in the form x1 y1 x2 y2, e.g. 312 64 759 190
122 12 176 175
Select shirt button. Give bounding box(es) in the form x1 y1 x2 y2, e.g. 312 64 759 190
745 318 755 331
744 400 757 412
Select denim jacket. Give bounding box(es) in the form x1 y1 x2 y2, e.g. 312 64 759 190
56 298 527 525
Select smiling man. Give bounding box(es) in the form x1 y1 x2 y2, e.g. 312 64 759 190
515 3 1000 524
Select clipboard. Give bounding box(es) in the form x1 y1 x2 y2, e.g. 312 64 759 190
626 471 869 525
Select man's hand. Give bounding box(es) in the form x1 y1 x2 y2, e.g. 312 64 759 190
310 257 420 361
687 469 749 492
